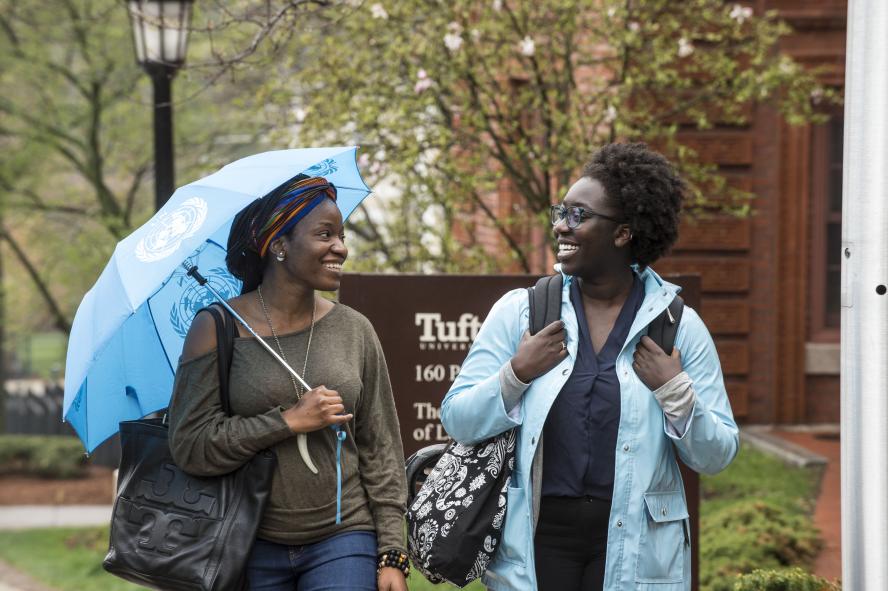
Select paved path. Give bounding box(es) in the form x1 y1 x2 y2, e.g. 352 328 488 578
0 560 55 591
0 505 111 531
0 506 112 590
772 429 842 582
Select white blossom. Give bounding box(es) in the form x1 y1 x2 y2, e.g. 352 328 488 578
779 58 795 75
628 21 640 32
607 6 617 18
414 69 433 93
520 35 536 57
678 37 695 58
492 0 503 11
292 107 307 123
470 28 481 42
604 105 617 124
444 32 463 52
729 4 753 24
370 3 388 20
357 153 370 168
810 87 825 104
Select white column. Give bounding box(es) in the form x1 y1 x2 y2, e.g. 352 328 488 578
841 1 888 588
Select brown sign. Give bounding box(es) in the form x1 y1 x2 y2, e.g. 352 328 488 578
339 273 538 458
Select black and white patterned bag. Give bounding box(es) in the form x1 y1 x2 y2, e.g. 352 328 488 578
406 428 517 588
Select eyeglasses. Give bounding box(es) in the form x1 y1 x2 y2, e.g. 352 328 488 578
550 204 624 229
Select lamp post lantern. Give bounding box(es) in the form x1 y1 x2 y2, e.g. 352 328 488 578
128 0 194 211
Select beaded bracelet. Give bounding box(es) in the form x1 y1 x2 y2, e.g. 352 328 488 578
377 549 410 577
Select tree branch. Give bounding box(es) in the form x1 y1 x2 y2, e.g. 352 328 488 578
467 188 530 273
0 225 71 334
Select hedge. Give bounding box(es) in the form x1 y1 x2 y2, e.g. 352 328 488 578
701 499 823 591
0 435 86 478
733 567 840 590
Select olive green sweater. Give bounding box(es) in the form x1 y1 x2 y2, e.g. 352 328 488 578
167 303 407 553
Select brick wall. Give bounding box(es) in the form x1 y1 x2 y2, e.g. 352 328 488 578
457 0 846 425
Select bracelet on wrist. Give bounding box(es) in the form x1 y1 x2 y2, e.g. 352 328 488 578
377 549 410 577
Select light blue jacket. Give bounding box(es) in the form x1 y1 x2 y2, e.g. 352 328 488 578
440 267 739 590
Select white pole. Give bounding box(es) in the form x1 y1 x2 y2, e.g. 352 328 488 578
841 1 888 588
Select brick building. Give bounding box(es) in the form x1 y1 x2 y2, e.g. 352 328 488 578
468 1 847 425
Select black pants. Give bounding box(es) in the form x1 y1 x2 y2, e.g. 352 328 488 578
534 496 611 591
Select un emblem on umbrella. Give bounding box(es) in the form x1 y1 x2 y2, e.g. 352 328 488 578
170 266 241 338
135 198 209 263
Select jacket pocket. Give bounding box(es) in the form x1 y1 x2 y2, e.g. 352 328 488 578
635 490 689 584
497 486 527 566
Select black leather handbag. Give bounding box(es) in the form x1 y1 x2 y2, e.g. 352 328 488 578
103 306 276 591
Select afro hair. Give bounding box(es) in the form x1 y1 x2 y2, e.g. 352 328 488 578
583 143 685 269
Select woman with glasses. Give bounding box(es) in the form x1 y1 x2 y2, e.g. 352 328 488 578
441 143 738 591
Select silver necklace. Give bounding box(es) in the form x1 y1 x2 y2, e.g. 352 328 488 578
257 284 315 400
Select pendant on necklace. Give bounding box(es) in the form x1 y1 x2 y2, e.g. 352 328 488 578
298 433 318 474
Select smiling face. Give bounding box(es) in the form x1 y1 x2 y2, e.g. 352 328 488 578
554 176 632 278
269 198 348 292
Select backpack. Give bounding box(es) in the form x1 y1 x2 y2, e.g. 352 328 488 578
527 274 684 350
405 275 684 587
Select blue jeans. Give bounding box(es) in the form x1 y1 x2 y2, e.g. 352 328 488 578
246 531 377 591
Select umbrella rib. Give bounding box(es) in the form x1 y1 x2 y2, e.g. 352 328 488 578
146 298 177 379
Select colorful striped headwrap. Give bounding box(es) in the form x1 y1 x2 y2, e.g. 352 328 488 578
252 177 338 257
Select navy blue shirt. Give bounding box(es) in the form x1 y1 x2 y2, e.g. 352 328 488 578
541 274 645 500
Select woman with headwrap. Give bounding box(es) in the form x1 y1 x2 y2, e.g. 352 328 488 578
168 176 409 591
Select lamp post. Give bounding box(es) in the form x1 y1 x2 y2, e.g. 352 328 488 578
128 0 194 211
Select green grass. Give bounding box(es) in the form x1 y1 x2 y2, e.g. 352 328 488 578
0 447 819 591
0 527 140 591
700 444 823 515
12 331 67 379
698 445 826 591
0 525 483 591
408 572 485 590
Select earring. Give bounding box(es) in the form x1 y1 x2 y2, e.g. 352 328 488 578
276 252 286 262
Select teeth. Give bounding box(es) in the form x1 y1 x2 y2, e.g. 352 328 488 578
558 244 579 254
324 263 342 271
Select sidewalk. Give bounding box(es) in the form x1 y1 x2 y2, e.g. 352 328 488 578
0 505 111 530
771 428 842 582
0 506 112 591
0 560 55 591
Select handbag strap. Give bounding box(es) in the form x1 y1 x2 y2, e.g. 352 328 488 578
202 306 239 417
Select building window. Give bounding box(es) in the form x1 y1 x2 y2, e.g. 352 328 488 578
809 113 843 339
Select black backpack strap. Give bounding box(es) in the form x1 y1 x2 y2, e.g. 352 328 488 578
646 295 685 355
527 275 563 335
200 306 238 416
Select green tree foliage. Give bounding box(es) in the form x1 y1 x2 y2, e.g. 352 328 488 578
0 0 323 341
288 0 839 272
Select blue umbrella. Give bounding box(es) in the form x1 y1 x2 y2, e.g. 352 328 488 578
63 146 371 452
